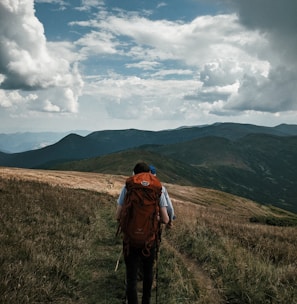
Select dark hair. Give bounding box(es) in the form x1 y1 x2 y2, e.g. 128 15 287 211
133 162 150 174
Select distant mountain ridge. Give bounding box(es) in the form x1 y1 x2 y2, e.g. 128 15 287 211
1 123 297 154
1 122 297 213
1 122 297 168
0 130 91 153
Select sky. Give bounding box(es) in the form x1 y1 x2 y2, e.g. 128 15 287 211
0 0 297 133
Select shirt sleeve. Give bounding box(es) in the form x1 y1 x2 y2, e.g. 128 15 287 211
162 186 175 220
117 186 127 206
159 190 168 208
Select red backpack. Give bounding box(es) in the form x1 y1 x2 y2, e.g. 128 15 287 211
118 172 162 256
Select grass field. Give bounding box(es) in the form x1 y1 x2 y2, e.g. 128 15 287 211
1 172 297 303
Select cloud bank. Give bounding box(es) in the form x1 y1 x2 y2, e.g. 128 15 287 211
0 0 83 113
73 9 272 121
221 0 297 113
1 0 296 132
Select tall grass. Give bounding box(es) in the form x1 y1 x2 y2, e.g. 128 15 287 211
169 200 297 304
0 178 119 303
1 176 297 303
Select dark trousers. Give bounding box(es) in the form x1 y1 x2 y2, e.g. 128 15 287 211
124 244 156 304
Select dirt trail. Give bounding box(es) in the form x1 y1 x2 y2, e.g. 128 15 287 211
161 195 224 304
161 237 223 304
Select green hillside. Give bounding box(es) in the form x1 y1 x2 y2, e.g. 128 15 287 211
51 149 212 187
52 134 297 213
1 174 297 303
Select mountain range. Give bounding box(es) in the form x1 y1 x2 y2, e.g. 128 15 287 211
1 122 297 213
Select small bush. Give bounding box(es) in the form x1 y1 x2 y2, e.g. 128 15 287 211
250 216 297 227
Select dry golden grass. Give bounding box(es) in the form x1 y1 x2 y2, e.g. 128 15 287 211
0 177 111 303
168 184 297 303
1 167 297 303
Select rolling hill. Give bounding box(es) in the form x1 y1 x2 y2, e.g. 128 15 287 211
1 122 297 213
51 134 297 214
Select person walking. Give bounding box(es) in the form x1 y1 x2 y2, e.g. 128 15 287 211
149 164 176 227
116 162 169 304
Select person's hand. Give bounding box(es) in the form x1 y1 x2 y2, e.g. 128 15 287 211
166 220 173 229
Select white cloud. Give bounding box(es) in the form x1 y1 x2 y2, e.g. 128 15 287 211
75 31 119 56
226 67 297 112
212 0 297 114
0 0 83 114
0 90 22 108
75 0 105 11
125 61 160 71
34 0 68 9
35 0 65 3
43 100 61 112
84 73 202 121
156 2 167 9
151 69 194 78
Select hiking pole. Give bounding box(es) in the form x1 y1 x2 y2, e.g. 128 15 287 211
155 223 163 304
114 248 127 303
155 241 159 304
115 247 122 272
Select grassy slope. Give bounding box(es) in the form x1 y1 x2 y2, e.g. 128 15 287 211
1 175 297 303
51 149 210 187
51 135 297 214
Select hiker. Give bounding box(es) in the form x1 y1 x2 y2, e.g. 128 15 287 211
149 164 176 228
116 162 169 304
